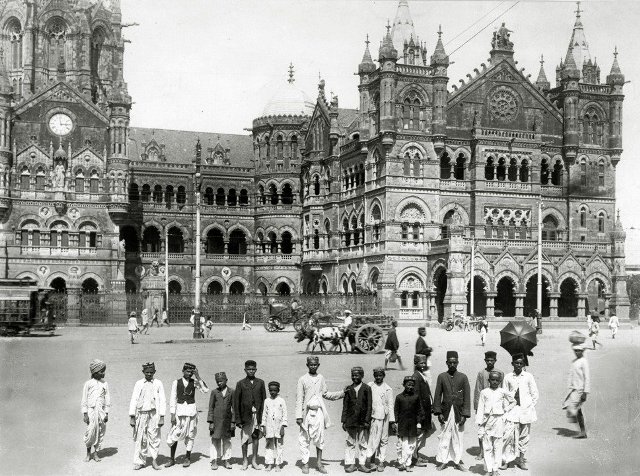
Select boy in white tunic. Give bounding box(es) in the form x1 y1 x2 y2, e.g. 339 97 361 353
476 371 515 476
166 363 209 467
81 359 110 462
296 356 345 474
364 368 394 472
562 344 590 439
261 381 288 471
128 311 139 344
129 362 166 470
608 314 619 339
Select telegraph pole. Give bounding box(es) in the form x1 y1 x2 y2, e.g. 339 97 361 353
537 199 543 319
193 139 203 339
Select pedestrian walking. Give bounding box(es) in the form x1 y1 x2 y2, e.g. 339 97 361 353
128 311 140 344
433 350 471 472
474 351 504 460
129 362 165 471
140 308 150 334
364 368 394 472
590 319 603 349
562 344 590 439
475 371 515 476
150 309 160 328
242 312 252 330
501 353 538 471
233 359 266 471
412 354 433 467
261 381 288 472
393 376 424 472
608 314 619 339
342 366 373 473
205 316 214 338
165 363 209 468
479 317 489 346
207 372 235 470
415 327 430 357
384 321 404 370
295 356 344 474
161 309 170 327
81 359 110 463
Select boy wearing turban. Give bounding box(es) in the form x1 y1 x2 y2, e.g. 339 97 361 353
129 362 166 470
81 359 110 462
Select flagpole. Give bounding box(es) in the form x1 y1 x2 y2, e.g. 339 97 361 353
537 199 543 317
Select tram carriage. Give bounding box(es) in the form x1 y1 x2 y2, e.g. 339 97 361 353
0 278 55 336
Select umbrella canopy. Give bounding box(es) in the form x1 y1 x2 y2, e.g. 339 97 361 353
500 321 538 366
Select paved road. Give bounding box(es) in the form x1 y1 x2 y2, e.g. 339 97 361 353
0 324 638 475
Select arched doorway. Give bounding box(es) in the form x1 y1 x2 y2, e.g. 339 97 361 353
82 278 99 294
466 276 487 316
119 226 139 253
495 277 516 317
276 282 291 296
228 230 247 255
524 275 551 317
168 227 184 253
207 281 222 295
586 278 605 315
50 277 67 292
229 281 245 295
206 228 224 254
434 268 447 323
125 279 137 294
257 282 268 296
168 280 182 294
559 278 579 317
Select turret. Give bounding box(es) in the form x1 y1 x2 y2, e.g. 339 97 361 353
378 23 398 142
561 45 580 164
609 210 630 319
430 26 449 155
535 55 551 91
358 36 375 140
607 47 624 164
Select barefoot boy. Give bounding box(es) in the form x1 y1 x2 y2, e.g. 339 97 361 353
234 359 266 470
392 376 424 472
81 359 110 462
261 381 288 471
208 371 235 470
342 366 372 473
365 368 394 471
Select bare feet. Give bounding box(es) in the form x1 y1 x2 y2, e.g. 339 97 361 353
92 453 101 462
84 454 91 463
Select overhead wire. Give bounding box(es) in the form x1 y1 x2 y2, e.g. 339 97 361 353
444 1 507 47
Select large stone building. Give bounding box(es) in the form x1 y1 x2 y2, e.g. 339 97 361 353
0 0 630 321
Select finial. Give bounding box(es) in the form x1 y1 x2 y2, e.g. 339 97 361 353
616 208 620 221
438 24 443 39
288 62 295 84
365 34 370 47
540 54 544 66
613 46 618 59
575 1 582 18
386 19 391 34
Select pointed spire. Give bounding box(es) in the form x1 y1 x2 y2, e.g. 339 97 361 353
562 44 580 80
536 55 550 90
288 63 295 84
379 20 398 61
430 25 449 67
391 0 415 55
359 34 376 74
565 1 591 74
606 46 625 85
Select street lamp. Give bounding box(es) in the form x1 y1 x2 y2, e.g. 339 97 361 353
192 139 203 339
160 217 169 318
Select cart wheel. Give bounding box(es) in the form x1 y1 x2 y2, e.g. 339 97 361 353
355 324 385 354
445 321 454 332
264 318 279 332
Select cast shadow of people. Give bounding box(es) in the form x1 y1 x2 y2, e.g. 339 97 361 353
553 427 580 437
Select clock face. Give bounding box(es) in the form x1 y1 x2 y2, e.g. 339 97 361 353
49 113 73 136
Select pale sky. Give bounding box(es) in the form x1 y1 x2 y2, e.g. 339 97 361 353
120 0 640 262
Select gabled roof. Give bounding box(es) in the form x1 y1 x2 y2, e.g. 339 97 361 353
337 108 359 131
128 127 253 167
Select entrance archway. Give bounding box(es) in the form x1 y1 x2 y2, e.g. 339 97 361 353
229 281 245 295
466 276 487 316
434 268 447 323
276 282 291 296
559 278 579 317
207 281 222 295
524 275 550 317
82 278 99 294
51 277 67 292
586 278 605 315
495 277 516 317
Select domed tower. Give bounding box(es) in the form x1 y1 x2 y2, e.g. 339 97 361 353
251 65 313 297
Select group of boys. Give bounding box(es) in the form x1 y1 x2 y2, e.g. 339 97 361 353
81 349 544 475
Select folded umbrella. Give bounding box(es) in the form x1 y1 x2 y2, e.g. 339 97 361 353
500 321 538 366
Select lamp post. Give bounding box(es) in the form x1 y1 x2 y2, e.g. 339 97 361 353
470 238 476 317
160 217 169 318
193 139 203 339
537 199 543 321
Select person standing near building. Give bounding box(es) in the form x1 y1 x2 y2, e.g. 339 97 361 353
342 366 373 473
501 353 538 471
261 381 288 472
433 350 471 472
562 344 590 439
166 363 209 468
608 313 619 339
234 359 267 471
295 356 345 475
129 362 165 470
384 320 404 370
140 308 150 335
412 354 432 467
81 359 110 463
415 327 430 357
128 311 140 344
161 308 170 327
474 351 503 461
364 368 394 472
150 309 160 328
479 317 489 346
208 371 235 470
590 318 603 350
393 376 424 472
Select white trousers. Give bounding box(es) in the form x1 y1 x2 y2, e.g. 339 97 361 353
396 436 417 467
265 437 284 464
133 410 161 465
482 434 503 472
210 437 232 461
345 428 368 465
299 425 324 464
84 405 107 450
366 418 389 461
436 411 465 465
166 414 197 451
503 421 530 462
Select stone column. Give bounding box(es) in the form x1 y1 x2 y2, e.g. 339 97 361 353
603 293 611 318
549 292 559 318
515 293 525 318
224 241 229 254
379 283 398 320
443 230 468 318
486 292 496 319
577 293 587 318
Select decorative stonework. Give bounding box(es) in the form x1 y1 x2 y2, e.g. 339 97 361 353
484 207 531 226
400 205 424 222
489 86 518 123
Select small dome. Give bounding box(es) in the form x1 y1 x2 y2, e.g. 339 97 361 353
262 81 314 117
54 144 67 160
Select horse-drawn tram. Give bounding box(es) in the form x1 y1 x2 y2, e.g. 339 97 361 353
0 278 55 336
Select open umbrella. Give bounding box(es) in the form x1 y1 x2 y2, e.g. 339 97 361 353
500 321 538 366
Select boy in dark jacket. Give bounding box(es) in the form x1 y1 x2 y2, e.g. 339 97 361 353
393 376 425 472
233 360 266 470
207 372 234 470
342 367 372 473
384 321 404 370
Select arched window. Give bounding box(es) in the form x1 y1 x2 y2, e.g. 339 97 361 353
508 158 518 182
360 164 366 184
579 207 587 227
291 136 298 160
229 281 245 295
90 27 106 102
352 217 359 246
228 229 247 255
551 160 563 186
401 223 409 240
485 157 495 180
598 161 605 187
167 227 184 253
5 18 23 70
268 232 277 254
119 225 139 252
204 187 214 205
141 184 151 202
343 219 351 247
46 18 67 70
227 189 237 206
496 217 505 239
371 205 381 241
276 135 283 159
20 166 30 190
89 170 100 193
402 97 421 130
165 185 174 207
519 160 529 182
403 155 411 176
142 226 161 252
281 231 293 254
313 230 320 249
441 210 455 239
206 228 224 254
177 186 186 205
282 183 293 204
35 167 46 191
207 281 223 295
542 215 559 241
153 185 163 203
78 223 97 248
215 188 225 205
258 185 266 204
597 212 605 233
580 159 587 187
239 189 249 206
540 159 549 185
269 184 278 204
75 170 85 193
276 282 291 296
82 278 99 294
440 153 451 179
454 154 466 180
401 291 408 307
168 280 182 294
411 291 419 307
496 158 506 181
